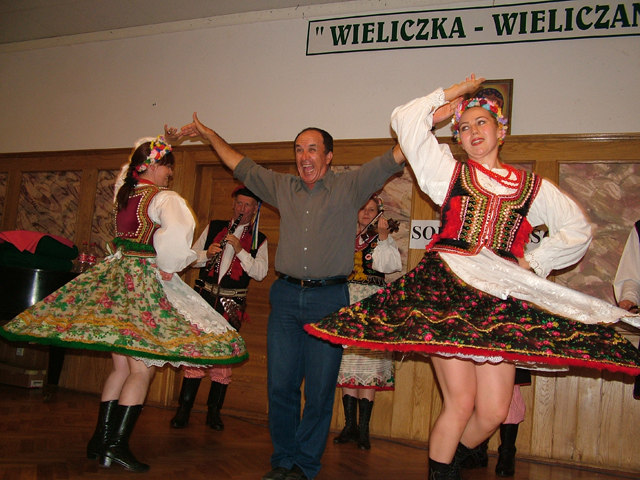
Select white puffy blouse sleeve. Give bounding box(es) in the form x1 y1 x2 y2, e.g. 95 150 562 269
391 88 457 205
191 225 210 268
524 179 593 278
236 239 269 281
148 190 197 273
371 236 402 274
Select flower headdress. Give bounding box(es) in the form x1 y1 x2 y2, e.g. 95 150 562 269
451 97 508 145
134 135 172 173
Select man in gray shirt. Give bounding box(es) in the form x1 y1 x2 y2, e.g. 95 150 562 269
176 115 405 480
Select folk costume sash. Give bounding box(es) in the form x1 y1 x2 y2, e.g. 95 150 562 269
428 160 541 263
200 220 266 288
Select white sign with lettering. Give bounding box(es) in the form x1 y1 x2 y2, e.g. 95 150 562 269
307 0 640 55
409 220 441 250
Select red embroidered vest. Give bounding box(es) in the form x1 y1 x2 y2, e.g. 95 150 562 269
114 183 163 256
428 161 541 263
199 220 266 287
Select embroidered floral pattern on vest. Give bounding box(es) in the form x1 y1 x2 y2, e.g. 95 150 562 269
429 161 541 263
349 238 385 286
114 184 163 256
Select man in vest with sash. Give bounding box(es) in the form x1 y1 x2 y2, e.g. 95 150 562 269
170 185 268 430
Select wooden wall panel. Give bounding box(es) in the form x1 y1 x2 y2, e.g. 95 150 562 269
1 134 640 474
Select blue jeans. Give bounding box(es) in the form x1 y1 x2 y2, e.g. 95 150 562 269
267 279 348 479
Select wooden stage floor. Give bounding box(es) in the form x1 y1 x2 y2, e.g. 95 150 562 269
0 384 636 480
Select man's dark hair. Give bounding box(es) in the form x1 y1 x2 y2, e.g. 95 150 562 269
295 127 333 154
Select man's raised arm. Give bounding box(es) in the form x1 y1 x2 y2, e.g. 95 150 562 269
179 112 245 171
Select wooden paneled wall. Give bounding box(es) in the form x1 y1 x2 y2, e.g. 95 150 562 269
1 133 640 474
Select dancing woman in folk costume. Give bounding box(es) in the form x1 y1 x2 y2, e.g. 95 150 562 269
334 195 401 450
1 136 247 473
305 75 640 479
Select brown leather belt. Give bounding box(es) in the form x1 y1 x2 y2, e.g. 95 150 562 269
278 274 347 288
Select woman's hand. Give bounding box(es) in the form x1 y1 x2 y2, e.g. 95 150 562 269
517 256 531 272
619 300 639 313
377 217 390 241
443 74 486 103
433 96 464 124
164 124 182 142
159 270 174 281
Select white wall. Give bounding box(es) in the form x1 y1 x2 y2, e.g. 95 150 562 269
1 0 639 153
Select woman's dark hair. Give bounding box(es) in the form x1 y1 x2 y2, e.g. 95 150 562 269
116 141 175 211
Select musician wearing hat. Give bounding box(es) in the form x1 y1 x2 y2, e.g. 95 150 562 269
170 184 268 431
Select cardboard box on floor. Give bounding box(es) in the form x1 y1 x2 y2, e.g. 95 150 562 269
0 336 48 369
0 362 46 388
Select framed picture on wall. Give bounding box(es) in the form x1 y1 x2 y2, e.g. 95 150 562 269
469 79 513 136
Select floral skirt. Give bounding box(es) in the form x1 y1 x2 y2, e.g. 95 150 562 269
1 253 247 367
336 283 395 390
306 252 640 375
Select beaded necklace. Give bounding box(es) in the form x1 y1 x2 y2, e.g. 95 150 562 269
467 158 522 189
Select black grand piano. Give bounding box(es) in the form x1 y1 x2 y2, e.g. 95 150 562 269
0 265 78 398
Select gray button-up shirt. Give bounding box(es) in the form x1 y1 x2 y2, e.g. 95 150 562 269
234 148 403 279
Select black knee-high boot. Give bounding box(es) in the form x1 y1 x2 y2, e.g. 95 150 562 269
100 404 149 472
357 398 374 450
87 400 118 460
206 381 228 430
334 395 359 444
456 439 489 469
170 377 202 429
428 457 461 480
495 423 519 477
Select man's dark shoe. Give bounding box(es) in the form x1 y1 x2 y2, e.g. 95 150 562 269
262 466 290 480
284 464 310 480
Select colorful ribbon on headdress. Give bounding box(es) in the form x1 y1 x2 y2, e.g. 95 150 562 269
135 135 172 172
451 97 508 145
251 201 262 251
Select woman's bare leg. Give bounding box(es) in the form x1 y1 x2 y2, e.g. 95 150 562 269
428 357 478 463
118 357 155 406
101 353 131 401
460 361 515 448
